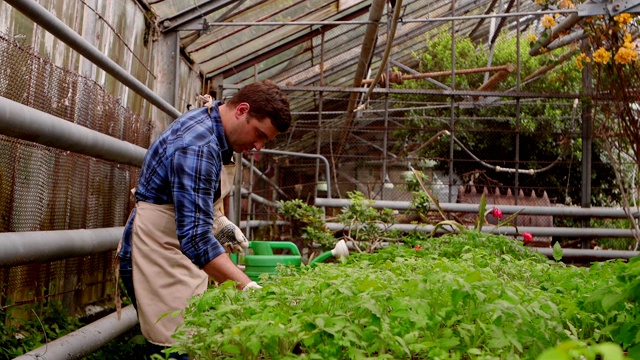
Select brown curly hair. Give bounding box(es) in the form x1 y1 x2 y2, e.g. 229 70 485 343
227 80 291 133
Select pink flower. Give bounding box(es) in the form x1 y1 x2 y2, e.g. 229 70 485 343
522 232 533 244
492 207 503 219
414 245 421 251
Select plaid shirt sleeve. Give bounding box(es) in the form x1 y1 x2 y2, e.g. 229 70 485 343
171 143 225 268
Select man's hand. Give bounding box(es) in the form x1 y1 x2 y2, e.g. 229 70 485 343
242 281 262 291
213 215 249 253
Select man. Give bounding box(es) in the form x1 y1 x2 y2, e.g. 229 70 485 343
117 80 291 359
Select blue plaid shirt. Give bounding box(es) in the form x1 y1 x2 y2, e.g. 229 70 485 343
118 103 231 268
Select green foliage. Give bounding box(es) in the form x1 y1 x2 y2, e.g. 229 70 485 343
337 191 401 252
537 341 627 360
429 193 523 236
277 199 335 252
171 233 639 359
83 326 147 360
0 300 146 360
392 31 618 207
0 301 81 360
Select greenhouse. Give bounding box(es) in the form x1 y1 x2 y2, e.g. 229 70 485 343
0 0 639 359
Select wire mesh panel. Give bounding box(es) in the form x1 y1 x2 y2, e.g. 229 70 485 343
0 31 150 316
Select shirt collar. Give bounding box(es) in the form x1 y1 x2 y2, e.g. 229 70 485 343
211 101 234 165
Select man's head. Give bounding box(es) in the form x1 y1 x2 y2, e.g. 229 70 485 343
221 80 291 153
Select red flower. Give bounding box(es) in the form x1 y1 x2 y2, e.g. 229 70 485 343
414 245 421 251
492 207 503 219
522 232 533 244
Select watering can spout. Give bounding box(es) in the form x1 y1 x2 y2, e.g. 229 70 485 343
309 240 349 265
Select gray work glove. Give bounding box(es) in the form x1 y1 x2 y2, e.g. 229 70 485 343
213 215 249 253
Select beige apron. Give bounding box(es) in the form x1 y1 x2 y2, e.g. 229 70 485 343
131 163 237 346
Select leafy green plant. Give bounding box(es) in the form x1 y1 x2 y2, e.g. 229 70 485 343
1 301 81 360
0 299 148 360
83 326 147 360
277 199 336 254
392 31 619 209
537 341 628 360
336 191 401 252
171 232 639 359
425 189 525 242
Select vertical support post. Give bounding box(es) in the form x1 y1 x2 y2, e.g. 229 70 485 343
514 0 522 206
246 154 255 239
152 31 180 140
382 92 390 200
315 32 326 200
581 40 594 249
233 153 243 226
448 0 457 204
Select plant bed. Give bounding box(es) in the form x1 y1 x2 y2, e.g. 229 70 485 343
170 232 639 359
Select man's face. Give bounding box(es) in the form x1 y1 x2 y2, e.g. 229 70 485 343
226 103 280 153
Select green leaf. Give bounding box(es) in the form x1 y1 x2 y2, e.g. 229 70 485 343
627 343 640 359
601 292 624 311
476 193 487 230
394 335 411 357
592 343 624 360
553 242 563 262
536 348 572 360
220 344 242 355
431 220 465 236
495 209 524 229
467 348 482 355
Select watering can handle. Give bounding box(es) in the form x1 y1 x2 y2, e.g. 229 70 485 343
268 241 301 255
249 241 301 256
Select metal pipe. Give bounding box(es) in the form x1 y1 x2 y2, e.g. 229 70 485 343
14 305 138 360
362 65 516 85
225 83 584 99
240 188 280 209
0 97 146 167
324 222 640 239
535 247 638 259
0 227 124 267
257 149 332 198
240 220 289 229
186 10 577 27
581 39 594 249
240 158 288 199
4 0 181 119
314 198 640 218
529 12 581 56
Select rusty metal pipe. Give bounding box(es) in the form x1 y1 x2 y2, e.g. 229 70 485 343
362 64 517 86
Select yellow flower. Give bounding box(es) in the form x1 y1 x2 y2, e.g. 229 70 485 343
526 33 537 43
614 13 633 25
622 32 635 49
593 47 611 64
575 53 590 69
558 0 574 9
541 15 556 28
614 46 638 64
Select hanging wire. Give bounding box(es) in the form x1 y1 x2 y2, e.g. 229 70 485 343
408 99 579 175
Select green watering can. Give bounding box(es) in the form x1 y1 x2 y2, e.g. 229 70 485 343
239 240 349 281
